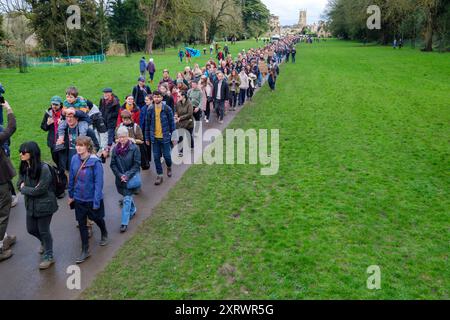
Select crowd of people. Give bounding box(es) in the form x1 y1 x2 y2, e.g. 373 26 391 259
0 35 299 269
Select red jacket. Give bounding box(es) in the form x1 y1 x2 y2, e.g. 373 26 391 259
116 104 140 128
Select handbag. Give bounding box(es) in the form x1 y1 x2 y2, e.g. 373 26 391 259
127 173 141 190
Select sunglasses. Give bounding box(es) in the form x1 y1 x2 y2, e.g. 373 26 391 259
19 150 29 155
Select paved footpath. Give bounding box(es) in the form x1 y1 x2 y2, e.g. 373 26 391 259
0 99 255 300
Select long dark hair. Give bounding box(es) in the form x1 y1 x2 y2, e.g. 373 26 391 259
19 141 42 180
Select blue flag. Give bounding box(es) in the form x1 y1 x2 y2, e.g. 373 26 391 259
185 47 201 57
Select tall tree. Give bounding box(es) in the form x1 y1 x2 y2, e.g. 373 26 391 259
0 14 4 40
108 0 146 52
27 0 107 55
239 0 270 38
141 0 169 54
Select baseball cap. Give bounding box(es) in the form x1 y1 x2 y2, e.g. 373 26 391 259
102 87 113 93
50 96 62 105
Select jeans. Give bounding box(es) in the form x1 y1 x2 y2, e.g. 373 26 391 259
257 73 263 87
230 91 238 108
121 196 136 226
153 139 172 176
292 54 296 63
107 128 115 147
26 214 53 258
214 99 225 121
149 72 155 81
75 200 107 250
239 89 247 105
0 183 12 246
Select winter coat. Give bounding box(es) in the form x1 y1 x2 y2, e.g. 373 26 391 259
116 104 140 128
110 142 141 196
99 94 121 130
68 154 104 209
175 99 194 130
144 102 176 144
18 164 58 218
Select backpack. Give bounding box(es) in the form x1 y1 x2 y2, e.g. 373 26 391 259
45 163 67 199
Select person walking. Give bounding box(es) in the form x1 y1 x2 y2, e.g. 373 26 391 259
291 46 297 63
203 76 214 123
144 91 177 186
175 91 194 157
238 69 249 106
68 136 108 264
99 88 121 153
228 70 240 111
268 68 277 92
110 126 141 233
213 72 229 124
40 96 68 192
178 49 185 63
188 79 203 136
17 141 58 270
116 95 140 127
139 57 147 79
0 101 17 262
147 58 156 84
116 110 148 171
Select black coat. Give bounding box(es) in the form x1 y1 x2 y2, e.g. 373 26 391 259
99 95 121 130
132 85 152 107
110 143 141 196
18 164 58 218
213 79 230 101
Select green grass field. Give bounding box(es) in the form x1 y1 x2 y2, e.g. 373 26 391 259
2 40 449 299
80 40 449 299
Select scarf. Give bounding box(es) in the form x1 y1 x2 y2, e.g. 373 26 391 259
126 103 134 113
115 140 131 157
52 109 62 141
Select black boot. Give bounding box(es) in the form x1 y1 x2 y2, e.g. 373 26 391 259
76 248 90 264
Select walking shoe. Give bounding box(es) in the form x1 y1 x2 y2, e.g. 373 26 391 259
39 256 55 270
76 249 90 264
219 120 224 124
155 176 163 186
167 167 172 178
178 152 184 157
11 195 18 208
100 234 108 246
2 235 16 250
205 119 209 124
120 225 128 233
0 248 13 262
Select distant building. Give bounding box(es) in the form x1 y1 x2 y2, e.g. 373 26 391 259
298 10 307 29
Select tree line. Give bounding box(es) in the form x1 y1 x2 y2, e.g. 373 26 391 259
324 0 449 52
0 0 270 56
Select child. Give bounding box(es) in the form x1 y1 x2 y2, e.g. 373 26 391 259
56 87 91 145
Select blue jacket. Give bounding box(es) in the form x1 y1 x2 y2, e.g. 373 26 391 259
144 102 176 144
68 154 104 209
140 59 147 72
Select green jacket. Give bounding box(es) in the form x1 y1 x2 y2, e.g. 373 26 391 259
188 88 203 109
18 164 58 218
175 99 194 130
228 76 241 93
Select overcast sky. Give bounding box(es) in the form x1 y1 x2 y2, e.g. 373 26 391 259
261 0 329 26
